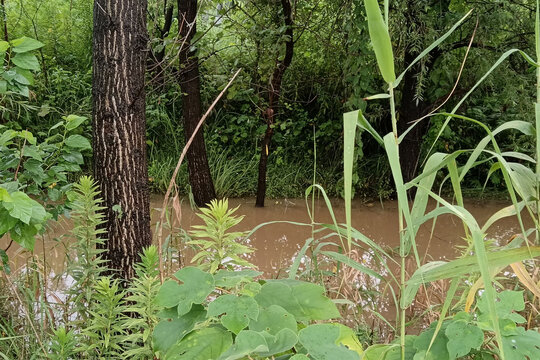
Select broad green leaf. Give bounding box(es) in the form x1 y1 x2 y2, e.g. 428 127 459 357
0 41 8 52
249 304 297 335
13 67 34 85
155 267 214 316
501 328 540 360
477 290 526 325
298 324 360 360
213 269 262 288
363 0 395 83
290 355 310 360
258 328 298 357
413 325 449 360
384 335 418 360
165 327 232 360
333 323 363 355
362 344 394 360
62 151 84 165
65 135 91 150
3 191 36 224
218 330 269 360
19 130 36 145
23 145 43 161
10 223 38 250
153 305 206 354
0 208 17 234
0 188 11 202
207 295 259 334
445 321 483 359
64 115 87 131
11 37 44 53
11 53 40 71
255 280 340 322
0 129 17 146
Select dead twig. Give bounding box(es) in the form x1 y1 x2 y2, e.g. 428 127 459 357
156 68 242 283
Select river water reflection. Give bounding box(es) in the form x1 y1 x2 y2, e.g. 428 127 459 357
2 196 523 276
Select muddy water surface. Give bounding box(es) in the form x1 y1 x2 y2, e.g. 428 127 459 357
1 196 524 278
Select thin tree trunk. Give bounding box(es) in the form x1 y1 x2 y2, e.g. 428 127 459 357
178 0 216 207
92 0 152 280
1 0 8 42
148 4 173 88
255 0 294 207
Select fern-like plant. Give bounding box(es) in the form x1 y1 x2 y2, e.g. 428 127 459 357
188 199 255 273
81 277 126 359
48 326 77 360
64 176 108 323
121 246 161 359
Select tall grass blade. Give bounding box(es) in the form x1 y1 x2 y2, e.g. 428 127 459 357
383 133 420 265
363 0 395 84
343 111 357 248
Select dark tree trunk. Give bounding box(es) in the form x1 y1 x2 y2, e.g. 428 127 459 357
148 4 173 88
255 0 294 207
92 0 152 280
178 0 216 207
1 0 8 42
397 48 429 184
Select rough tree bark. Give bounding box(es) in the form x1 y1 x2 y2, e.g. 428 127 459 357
255 0 294 207
178 0 216 207
92 0 152 280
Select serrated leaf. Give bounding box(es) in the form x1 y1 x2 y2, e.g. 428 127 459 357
207 294 259 334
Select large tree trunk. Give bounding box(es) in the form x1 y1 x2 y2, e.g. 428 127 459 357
255 0 294 207
178 0 216 207
92 0 152 280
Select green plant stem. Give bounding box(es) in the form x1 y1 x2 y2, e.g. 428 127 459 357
389 85 406 360
536 0 540 243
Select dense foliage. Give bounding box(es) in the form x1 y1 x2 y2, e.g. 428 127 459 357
2 0 537 199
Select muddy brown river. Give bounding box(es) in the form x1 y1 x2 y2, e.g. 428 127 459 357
1 196 524 277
